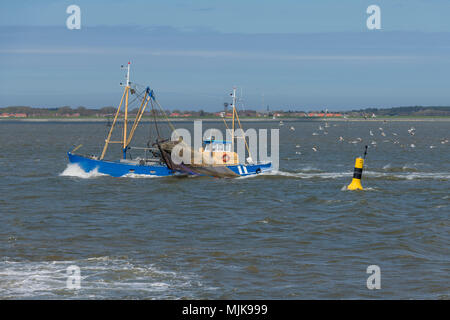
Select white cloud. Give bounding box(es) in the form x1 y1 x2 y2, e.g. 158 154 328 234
0 47 418 61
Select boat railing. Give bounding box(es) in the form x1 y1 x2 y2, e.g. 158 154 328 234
125 146 162 162
128 146 159 151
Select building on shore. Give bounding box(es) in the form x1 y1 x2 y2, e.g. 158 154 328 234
0 113 27 118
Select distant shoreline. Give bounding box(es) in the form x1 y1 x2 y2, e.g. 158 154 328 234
2 117 450 122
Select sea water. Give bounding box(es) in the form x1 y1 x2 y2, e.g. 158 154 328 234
0 120 448 299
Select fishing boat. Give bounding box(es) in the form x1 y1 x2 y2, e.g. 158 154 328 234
67 63 272 178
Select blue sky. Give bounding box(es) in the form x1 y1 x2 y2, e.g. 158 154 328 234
1 0 450 111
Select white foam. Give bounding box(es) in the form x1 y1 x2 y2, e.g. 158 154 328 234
403 172 450 180
382 164 391 170
252 170 450 181
60 163 450 181
340 185 376 191
0 257 198 299
300 166 320 172
60 163 106 179
365 171 450 180
60 164 163 179
121 173 162 178
264 170 351 179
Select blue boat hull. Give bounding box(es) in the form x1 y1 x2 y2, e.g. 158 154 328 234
67 153 272 178
68 153 174 177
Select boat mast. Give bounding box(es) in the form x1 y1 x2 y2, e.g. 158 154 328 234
123 62 131 159
231 87 236 149
230 86 253 163
99 62 131 160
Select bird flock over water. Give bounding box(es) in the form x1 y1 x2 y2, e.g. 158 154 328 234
279 120 449 155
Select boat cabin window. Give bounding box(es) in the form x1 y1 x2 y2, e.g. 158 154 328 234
204 142 231 152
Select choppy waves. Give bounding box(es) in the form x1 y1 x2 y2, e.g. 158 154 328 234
60 163 107 179
59 164 161 179
259 169 450 181
60 162 450 181
0 257 201 299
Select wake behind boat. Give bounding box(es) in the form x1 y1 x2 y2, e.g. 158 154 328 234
67 63 272 178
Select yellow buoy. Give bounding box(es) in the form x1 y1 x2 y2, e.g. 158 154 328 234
347 157 364 190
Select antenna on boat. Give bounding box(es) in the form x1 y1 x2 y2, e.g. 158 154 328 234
231 87 237 149
120 62 131 86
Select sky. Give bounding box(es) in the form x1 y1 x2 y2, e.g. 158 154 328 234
1 0 450 111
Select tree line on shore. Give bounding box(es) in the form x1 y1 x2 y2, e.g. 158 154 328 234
351 106 450 117
1 105 450 118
